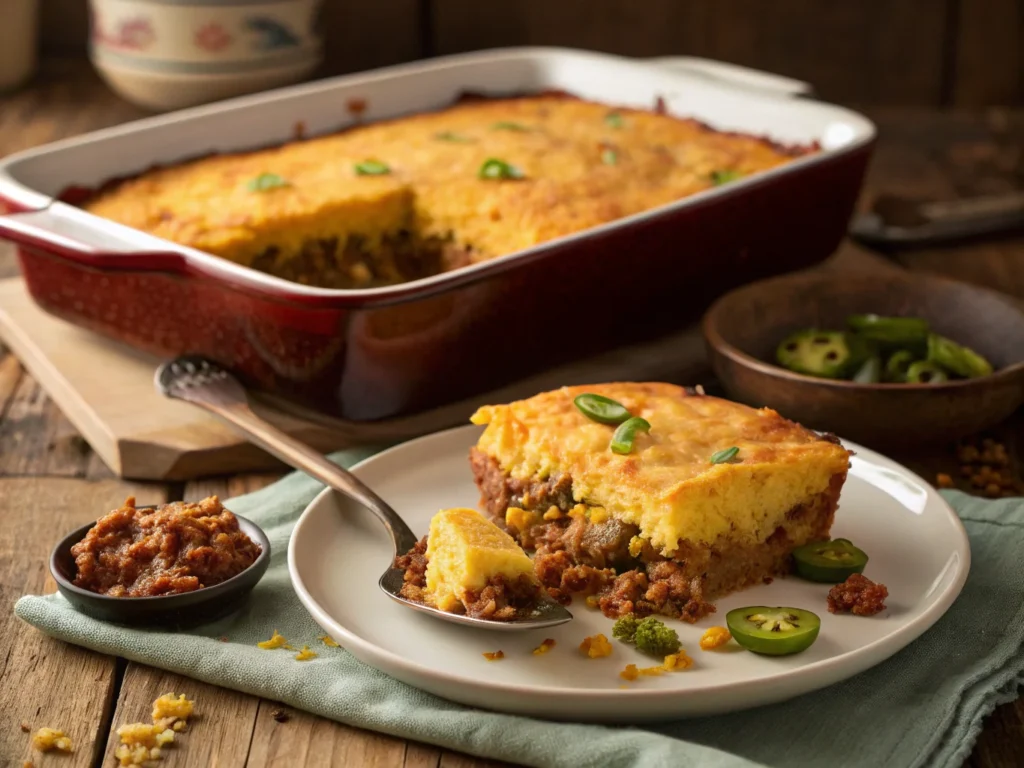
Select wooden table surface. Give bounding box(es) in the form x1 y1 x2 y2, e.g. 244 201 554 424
1 61 1022 767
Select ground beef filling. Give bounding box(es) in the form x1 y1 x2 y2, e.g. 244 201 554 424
250 231 472 289
827 573 889 616
470 447 844 623
394 535 542 620
71 496 261 597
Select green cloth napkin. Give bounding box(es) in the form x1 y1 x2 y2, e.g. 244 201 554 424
15 450 1024 768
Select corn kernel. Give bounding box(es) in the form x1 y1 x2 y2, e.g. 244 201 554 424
542 506 563 521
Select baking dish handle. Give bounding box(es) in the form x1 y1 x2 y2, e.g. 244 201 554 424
645 56 813 99
0 206 186 272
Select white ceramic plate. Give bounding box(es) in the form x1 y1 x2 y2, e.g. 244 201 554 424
288 425 969 722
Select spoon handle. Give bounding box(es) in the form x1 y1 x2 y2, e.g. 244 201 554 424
156 358 420 555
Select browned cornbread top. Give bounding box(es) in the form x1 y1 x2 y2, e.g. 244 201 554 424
470 382 850 554
83 95 813 283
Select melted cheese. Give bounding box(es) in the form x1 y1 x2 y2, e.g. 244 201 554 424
471 383 851 554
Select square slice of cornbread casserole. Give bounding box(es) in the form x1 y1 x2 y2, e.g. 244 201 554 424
469 382 851 622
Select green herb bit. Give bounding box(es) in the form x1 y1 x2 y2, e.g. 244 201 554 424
605 112 625 129
492 121 530 132
354 160 391 176
611 417 651 455
478 158 525 180
601 148 618 166
633 617 682 657
246 173 290 192
710 446 740 464
710 169 742 185
435 131 474 143
573 393 631 425
612 614 640 643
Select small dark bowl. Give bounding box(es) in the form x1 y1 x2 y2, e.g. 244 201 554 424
50 511 271 627
702 270 1024 447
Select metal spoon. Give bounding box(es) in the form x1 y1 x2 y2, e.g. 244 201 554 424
155 356 573 631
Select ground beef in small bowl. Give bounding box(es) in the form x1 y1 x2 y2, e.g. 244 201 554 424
71 496 262 597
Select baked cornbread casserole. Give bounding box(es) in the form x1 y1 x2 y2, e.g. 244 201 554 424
469 383 852 622
395 508 544 620
82 94 814 289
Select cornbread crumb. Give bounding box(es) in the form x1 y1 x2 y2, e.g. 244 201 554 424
258 630 289 650
662 651 694 670
532 638 556 655
320 635 340 647
585 595 600 608
152 693 194 728
579 634 613 658
483 651 505 661
699 627 732 650
112 693 194 765
20 721 30 732
31 728 72 752
114 724 174 765
295 646 318 661
620 652 693 681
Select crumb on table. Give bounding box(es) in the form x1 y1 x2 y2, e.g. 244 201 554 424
482 650 504 661
31 727 73 753
114 692 195 766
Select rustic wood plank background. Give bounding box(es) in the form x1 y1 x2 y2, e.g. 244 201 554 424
0 62 1023 765
36 0 1024 107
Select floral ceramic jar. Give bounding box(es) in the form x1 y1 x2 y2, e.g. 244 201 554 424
88 0 324 111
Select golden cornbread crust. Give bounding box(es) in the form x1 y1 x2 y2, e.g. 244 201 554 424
469 383 851 621
395 536 543 621
82 94 814 288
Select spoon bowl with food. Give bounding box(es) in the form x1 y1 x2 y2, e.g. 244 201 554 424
155 356 573 631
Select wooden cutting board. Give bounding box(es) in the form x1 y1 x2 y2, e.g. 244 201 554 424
0 278 715 480
0 247 898 480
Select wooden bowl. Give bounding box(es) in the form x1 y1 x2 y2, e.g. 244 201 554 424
702 271 1024 447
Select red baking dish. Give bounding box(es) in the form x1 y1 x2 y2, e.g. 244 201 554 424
0 49 875 421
